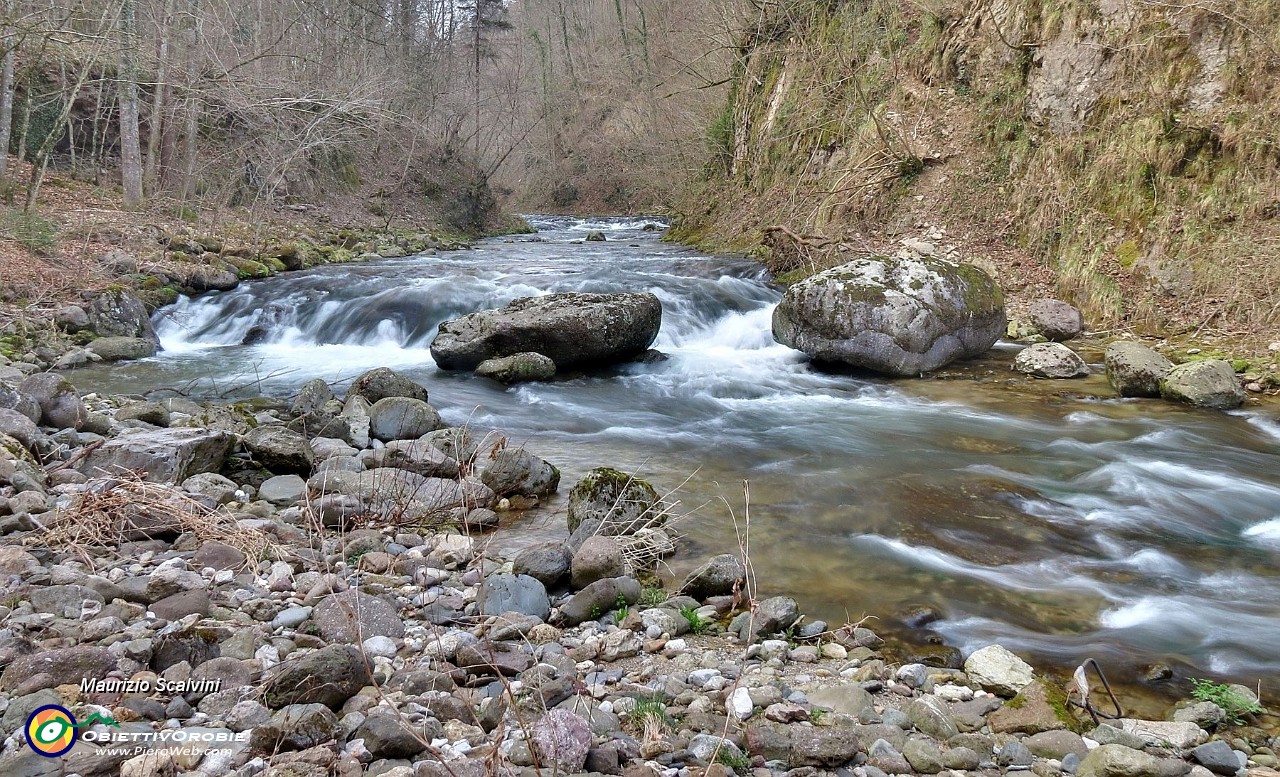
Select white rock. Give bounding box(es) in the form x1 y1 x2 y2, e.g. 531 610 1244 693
727 686 754 720
434 534 475 561
362 635 398 658
1118 719 1207 749
759 639 790 661
934 684 974 702
254 644 279 670
820 642 847 660
266 560 294 592
964 644 1035 696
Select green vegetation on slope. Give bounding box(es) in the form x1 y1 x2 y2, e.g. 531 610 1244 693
675 0 1280 340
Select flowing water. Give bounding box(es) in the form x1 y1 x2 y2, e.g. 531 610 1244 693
75 216 1280 694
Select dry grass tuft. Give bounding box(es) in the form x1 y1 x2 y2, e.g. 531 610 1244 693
34 476 277 566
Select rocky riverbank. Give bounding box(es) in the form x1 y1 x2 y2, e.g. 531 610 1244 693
761 240 1275 407
0 366 1275 777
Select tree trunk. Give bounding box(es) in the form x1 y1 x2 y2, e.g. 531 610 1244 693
145 0 175 194
179 0 202 201
0 0 17 187
118 0 143 206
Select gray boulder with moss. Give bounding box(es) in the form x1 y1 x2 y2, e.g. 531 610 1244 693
87 289 160 343
1104 342 1172 397
430 292 662 371
476 352 557 384
772 256 1006 376
1014 342 1089 378
566 467 660 535
1159 359 1245 409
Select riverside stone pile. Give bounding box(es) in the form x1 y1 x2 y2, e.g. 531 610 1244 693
0 368 1275 777
1006 300 1248 410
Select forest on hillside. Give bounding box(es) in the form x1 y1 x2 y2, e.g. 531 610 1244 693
0 0 741 220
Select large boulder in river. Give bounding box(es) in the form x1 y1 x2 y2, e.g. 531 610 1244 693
430 292 662 371
1104 342 1172 397
1014 343 1089 378
772 256 1005 376
1158 359 1245 409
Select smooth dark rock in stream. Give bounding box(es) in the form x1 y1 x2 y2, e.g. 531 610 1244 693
430 292 662 371
772 256 1005 375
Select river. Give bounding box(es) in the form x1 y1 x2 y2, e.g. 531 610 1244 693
73 215 1280 694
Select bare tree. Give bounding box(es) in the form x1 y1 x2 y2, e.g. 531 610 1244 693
0 0 16 188
118 0 144 206
144 0 176 193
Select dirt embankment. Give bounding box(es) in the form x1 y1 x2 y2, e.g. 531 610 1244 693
672 0 1280 378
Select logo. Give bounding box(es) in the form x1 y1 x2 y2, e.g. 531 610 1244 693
25 705 78 757
24 706 119 758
